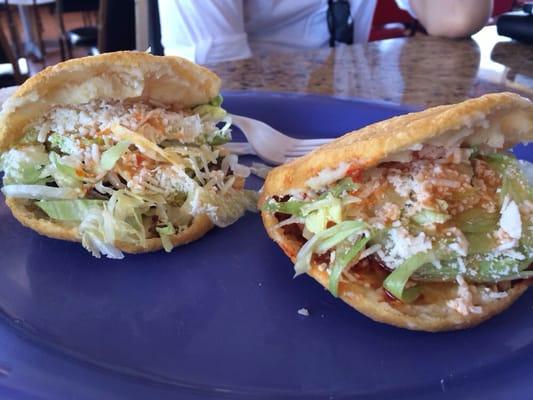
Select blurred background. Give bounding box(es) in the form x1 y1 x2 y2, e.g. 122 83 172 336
0 0 530 90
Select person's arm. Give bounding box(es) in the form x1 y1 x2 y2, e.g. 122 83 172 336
407 0 493 38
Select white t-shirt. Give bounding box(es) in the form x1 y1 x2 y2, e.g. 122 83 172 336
159 0 410 64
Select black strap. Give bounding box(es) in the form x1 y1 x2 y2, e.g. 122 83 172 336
327 0 353 47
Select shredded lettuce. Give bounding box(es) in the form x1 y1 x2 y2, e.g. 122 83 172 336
328 235 370 296
302 195 342 234
48 133 79 155
411 209 450 226
453 208 499 233
79 208 124 259
77 190 152 259
99 140 130 172
1 184 80 200
465 232 497 254
0 145 50 184
328 178 359 198
48 152 83 188
294 220 368 276
111 124 185 166
261 199 308 216
156 224 176 252
37 199 104 221
210 94 223 107
192 96 232 146
486 153 532 203
383 252 433 302
193 104 227 121
0 95 257 259
416 252 531 283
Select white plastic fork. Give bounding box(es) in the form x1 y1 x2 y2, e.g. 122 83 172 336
224 114 333 165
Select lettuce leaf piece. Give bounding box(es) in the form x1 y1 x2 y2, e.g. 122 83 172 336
0 145 50 185
210 94 223 107
328 235 370 296
414 250 530 282
300 194 343 233
79 208 124 259
383 252 433 302
1 184 80 200
453 208 499 233
156 224 176 253
465 232 498 254
262 177 358 219
99 140 130 172
294 220 368 276
411 209 450 226
261 199 308 216
77 190 153 259
191 96 230 145
327 178 359 198
315 222 368 254
193 104 227 121
48 152 83 188
48 133 77 155
208 116 232 146
485 153 532 203
111 124 185 166
304 208 328 234
301 194 341 216
37 199 104 221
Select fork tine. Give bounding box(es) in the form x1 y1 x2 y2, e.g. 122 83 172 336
291 140 333 151
294 138 334 146
284 148 318 157
224 142 256 155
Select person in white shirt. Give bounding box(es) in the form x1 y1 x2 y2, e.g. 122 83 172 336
158 0 493 64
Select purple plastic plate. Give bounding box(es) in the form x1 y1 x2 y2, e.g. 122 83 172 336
0 91 532 399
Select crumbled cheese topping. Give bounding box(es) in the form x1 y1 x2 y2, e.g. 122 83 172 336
479 287 509 302
306 162 349 190
297 308 310 316
499 195 522 240
378 227 432 268
446 275 482 316
28 100 214 146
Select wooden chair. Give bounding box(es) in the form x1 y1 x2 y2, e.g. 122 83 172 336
56 0 99 60
0 20 29 87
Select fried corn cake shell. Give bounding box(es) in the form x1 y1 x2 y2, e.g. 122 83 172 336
260 92 533 331
0 51 228 253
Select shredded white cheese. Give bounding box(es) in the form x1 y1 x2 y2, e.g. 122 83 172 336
306 162 349 190
378 227 432 268
446 275 482 316
499 195 522 240
297 308 310 316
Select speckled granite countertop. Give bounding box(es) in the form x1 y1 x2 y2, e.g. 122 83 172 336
208 26 532 107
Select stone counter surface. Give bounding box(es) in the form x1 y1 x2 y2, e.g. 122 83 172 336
0 27 530 109
208 26 532 108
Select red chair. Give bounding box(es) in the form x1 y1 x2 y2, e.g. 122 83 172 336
492 0 515 16
369 0 417 41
